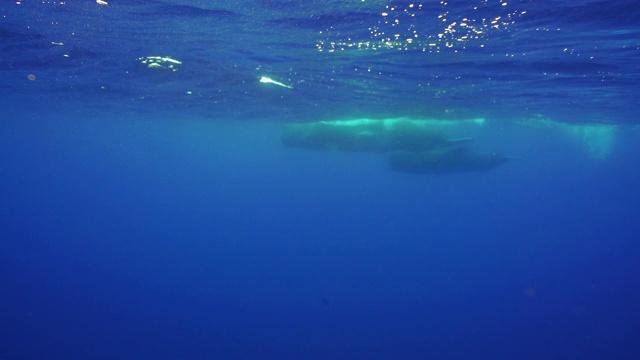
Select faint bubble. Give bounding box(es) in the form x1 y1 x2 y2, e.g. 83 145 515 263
524 287 537 298
27 74 36 81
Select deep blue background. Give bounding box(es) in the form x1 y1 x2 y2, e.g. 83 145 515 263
2 1 640 359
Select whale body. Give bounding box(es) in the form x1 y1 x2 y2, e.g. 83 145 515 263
282 119 471 153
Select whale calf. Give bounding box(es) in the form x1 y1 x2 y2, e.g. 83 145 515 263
388 148 513 174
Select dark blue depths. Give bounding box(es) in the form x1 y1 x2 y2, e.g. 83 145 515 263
1 1 640 359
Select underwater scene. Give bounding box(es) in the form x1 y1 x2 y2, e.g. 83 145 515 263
1 1 639 359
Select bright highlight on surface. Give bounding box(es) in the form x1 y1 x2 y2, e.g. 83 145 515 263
137 56 182 72
315 1 527 53
259 76 293 89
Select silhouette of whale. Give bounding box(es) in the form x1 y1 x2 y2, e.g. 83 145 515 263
388 147 513 174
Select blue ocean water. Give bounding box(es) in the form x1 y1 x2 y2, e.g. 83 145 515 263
1 1 639 359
